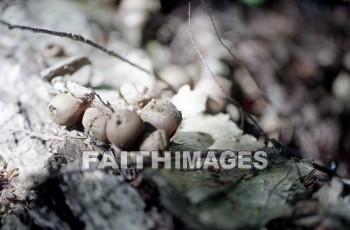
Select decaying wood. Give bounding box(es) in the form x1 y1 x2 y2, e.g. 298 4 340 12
41 56 91 82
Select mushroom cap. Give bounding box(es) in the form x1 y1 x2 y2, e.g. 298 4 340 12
82 107 105 131
140 99 182 137
106 109 144 149
90 115 109 142
48 93 87 126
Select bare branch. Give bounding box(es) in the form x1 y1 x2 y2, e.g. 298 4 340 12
188 2 270 144
0 20 153 77
0 19 179 93
199 0 241 66
9 128 63 141
199 0 269 99
41 56 91 82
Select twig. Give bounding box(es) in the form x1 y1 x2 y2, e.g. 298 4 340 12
65 81 115 114
0 19 179 93
199 0 270 100
0 20 153 77
9 128 63 141
199 0 242 68
41 56 91 82
188 2 236 112
258 166 293 227
198 0 271 143
198 1 350 180
188 2 270 144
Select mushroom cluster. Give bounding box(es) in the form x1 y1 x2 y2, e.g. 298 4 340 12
48 94 182 151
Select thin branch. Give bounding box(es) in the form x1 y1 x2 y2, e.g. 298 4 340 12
188 2 270 144
199 1 350 177
258 166 293 227
198 3 346 180
0 20 153 77
0 19 179 93
41 56 91 82
199 0 269 99
188 2 239 115
199 0 241 66
9 128 63 141
199 0 272 143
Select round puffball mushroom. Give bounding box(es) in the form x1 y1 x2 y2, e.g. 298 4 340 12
82 107 105 131
48 93 87 126
106 109 144 149
90 115 109 142
139 129 169 151
140 99 182 137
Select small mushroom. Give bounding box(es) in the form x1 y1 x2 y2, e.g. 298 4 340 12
48 93 87 126
139 129 169 151
82 107 105 131
90 115 109 142
140 99 182 137
106 109 144 149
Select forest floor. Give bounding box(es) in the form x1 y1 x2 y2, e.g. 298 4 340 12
0 0 350 229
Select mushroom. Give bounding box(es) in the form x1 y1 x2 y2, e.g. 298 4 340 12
48 93 87 126
140 99 182 137
106 109 144 149
82 107 105 131
90 114 109 142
